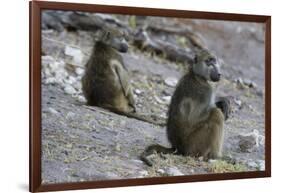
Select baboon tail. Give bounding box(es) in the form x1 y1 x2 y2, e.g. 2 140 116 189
140 144 176 166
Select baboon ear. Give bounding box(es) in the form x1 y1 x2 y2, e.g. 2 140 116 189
102 31 110 40
97 29 110 40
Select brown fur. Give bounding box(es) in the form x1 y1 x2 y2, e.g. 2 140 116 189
82 29 135 113
82 28 165 126
141 50 230 166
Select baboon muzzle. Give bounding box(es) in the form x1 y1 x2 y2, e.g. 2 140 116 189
119 43 128 53
210 67 221 82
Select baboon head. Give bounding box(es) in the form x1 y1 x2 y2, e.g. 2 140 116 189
99 28 129 53
193 50 221 82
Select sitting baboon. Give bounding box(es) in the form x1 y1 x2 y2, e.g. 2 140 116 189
82 27 163 125
82 27 135 113
141 50 231 166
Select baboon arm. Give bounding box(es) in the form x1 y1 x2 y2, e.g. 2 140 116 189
113 63 136 109
215 96 231 120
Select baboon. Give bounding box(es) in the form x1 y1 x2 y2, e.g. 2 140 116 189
141 50 230 166
82 27 163 125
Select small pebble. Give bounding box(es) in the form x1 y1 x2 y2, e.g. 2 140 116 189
162 96 171 104
47 107 59 115
49 61 62 71
65 46 84 65
64 85 76 95
77 95 86 103
139 171 149 176
165 167 184 176
247 161 258 168
234 99 242 107
238 130 261 152
256 160 265 170
66 112 76 119
164 77 178 87
75 67 84 76
115 144 121 151
208 159 217 164
134 89 142 95
157 169 165 174
44 77 56 84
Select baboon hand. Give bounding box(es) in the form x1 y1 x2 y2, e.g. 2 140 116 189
215 97 231 120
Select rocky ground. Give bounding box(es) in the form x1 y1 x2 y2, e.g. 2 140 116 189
41 13 265 184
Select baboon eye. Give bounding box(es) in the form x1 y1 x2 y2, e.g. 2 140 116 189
205 57 216 66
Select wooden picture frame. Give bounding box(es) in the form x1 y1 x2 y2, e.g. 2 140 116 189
30 1 271 192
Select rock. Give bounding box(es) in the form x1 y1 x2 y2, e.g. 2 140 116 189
64 85 76 95
165 167 184 176
131 160 143 164
162 96 171 104
134 89 142 95
105 172 119 179
65 46 84 66
73 82 82 91
138 171 148 177
154 95 167 105
257 160 265 170
66 112 76 120
238 135 256 152
234 99 242 107
238 130 261 152
244 79 257 88
42 55 55 70
46 107 59 115
65 76 77 85
49 61 62 71
235 78 257 89
44 77 57 85
247 161 258 168
75 67 84 76
164 77 178 87
208 159 217 164
157 169 165 174
77 95 86 103
115 143 121 152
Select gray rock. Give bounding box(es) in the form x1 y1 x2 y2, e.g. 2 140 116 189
237 129 263 153
157 169 165 174
208 159 218 164
162 96 171 104
247 161 258 168
64 46 84 66
238 134 257 153
165 167 184 176
257 160 265 170
75 67 84 76
134 89 142 95
164 77 178 87
138 170 149 177
44 77 57 85
77 95 86 103
64 85 76 95
47 107 59 115
234 99 242 107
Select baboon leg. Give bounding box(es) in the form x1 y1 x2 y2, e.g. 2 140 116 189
113 61 136 111
184 107 224 159
207 108 224 159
